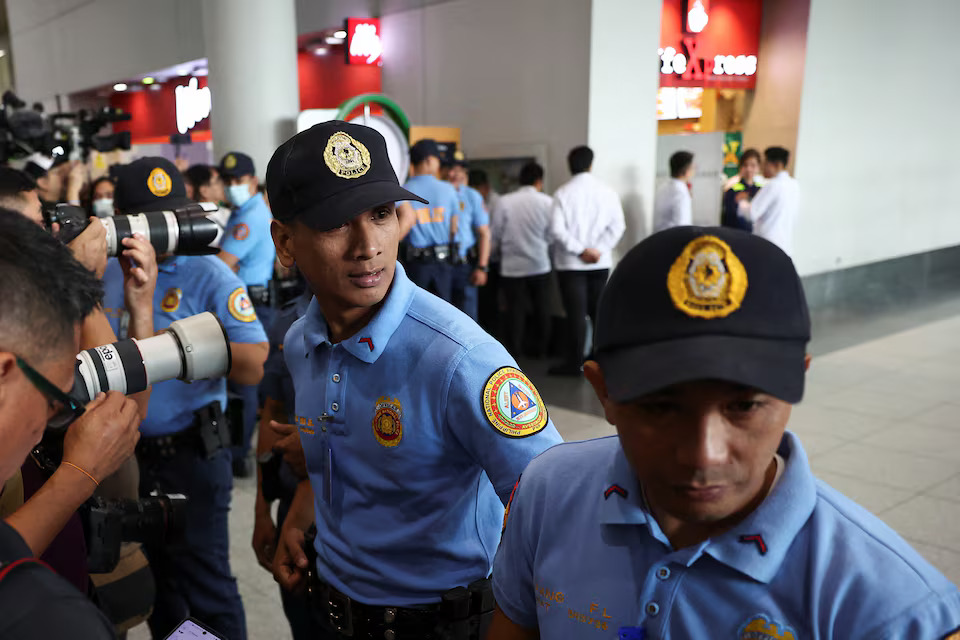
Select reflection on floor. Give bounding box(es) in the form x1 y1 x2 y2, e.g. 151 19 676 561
130 312 960 639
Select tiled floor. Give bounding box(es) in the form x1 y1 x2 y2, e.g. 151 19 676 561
131 314 960 639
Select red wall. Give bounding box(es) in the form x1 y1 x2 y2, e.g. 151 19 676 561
110 54 381 144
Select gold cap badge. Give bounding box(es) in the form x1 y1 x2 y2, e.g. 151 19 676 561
147 167 172 197
223 154 237 169
667 235 748 319
324 131 371 179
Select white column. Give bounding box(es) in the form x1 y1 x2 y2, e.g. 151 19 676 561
201 0 300 178
587 0 663 254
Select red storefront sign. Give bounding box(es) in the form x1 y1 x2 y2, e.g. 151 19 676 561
659 0 761 89
346 18 383 66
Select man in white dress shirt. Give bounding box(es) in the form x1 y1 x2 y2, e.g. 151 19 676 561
491 162 554 359
653 151 695 233
741 146 800 257
548 146 626 376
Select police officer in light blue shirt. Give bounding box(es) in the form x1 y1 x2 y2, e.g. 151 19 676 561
447 155 491 321
103 157 269 640
491 227 960 639
402 139 460 303
266 121 563 640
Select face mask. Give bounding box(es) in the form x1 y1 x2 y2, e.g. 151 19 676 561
92 197 114 217
228 184 252 208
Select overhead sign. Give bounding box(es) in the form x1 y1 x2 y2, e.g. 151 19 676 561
175 77 211 134
346 18 383 66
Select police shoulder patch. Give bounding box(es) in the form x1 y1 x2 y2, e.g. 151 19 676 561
160 287 182 312
232 222 250 241
227 287 257 323
483 367 548 438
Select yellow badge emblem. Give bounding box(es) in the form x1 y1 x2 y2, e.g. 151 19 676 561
160 287 182 313
147 167 173 197
223 154 237 170
483 367 548 438
372 397 403 447
738 614 796 640
227 287 257 323
324 131 371 179
667 235 747 319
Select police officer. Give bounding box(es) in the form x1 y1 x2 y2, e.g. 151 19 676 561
490 227 960 639
267 121 563 640
401 139 460 302
447 155 490 321
217 151 276 473
102 157 269 640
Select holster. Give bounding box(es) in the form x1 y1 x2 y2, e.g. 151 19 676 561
196 401 231 459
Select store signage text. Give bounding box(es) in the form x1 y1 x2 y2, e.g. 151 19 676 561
175 77 211 135
347 18 382 65
658 37 756 80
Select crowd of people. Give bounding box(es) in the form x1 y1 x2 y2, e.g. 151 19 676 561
0 119 956 640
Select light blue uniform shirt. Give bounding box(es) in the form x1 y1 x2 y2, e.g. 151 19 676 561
494 433 960 639
102 256 268 436
283 262 562 606
454 184 489 257
401 174 459 249
219 192 275 287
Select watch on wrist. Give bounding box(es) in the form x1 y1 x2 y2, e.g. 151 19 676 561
476 266 489 273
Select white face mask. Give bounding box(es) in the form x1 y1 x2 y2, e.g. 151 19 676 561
92 197 114 217
228 184 253 208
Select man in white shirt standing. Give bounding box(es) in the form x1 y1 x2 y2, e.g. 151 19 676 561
548 146 626 376
491 162 554 359
741 146 800 256
653 150 695 232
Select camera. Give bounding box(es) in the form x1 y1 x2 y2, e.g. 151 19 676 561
47 201 223 257
72 312 231 405
83 491 188 573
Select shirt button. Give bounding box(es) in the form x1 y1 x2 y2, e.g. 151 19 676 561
657 567 670 580
645 602 660 616
332 374 341 383
331 403 340 412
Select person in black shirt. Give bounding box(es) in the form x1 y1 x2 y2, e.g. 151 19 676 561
721 148 762 231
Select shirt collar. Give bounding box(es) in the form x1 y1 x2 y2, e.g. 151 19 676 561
238 192 264 213
301 262 416 364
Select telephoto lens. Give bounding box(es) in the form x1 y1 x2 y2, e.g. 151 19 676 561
72 312 231 405
102 202 223 256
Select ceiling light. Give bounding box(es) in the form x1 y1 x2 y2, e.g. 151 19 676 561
176 67 189 76
334 30 347 39
142 76 155 85
325 36 343 45
312 46 328 56
193 68 209 76
149 83 162 91
113 83 128 91
0 50 6 58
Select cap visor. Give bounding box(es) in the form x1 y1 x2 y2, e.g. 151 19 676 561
596 335 807 404
296 180 428 231
123 196 194 214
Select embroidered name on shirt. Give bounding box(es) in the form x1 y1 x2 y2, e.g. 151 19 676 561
535 583 564 612
568 602 614 632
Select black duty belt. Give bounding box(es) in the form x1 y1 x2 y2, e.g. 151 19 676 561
308 579 443 639
407 244 451 263
247 284 271 306
136 402 231 461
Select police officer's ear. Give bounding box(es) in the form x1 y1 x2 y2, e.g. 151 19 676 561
583 361 617 426
271 219 296 269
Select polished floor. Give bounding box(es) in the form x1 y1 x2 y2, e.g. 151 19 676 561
131 311 960 639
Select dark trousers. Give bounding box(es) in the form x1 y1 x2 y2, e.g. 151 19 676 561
276 500 327 640
451 263 479 321
405 261 454 303
556 269 609 366
139 447 246 640
501 273 552 359
477 262 502 338
231 304 273 463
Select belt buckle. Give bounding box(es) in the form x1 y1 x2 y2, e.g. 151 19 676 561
328 589 354 637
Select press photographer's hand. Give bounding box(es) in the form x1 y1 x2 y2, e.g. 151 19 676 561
62 391 141 484
120 233 158 313
68 219 108 278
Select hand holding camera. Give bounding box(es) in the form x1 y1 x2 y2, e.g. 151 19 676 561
67 217 108 278
62 391 141 486
119 232 158 315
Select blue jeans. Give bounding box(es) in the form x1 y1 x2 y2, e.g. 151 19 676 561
139 447 246 640
451 263 479 321
405 261 454 303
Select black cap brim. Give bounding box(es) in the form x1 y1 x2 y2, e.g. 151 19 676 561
595 334 807 404
122 195 194 214
290 179 428 231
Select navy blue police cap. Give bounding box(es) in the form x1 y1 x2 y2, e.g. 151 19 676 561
218 151 256 178
111 157 191 214
594 226 811 403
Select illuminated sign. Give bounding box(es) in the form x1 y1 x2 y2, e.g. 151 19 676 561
346 18 382 66
685 0 709 33
659 42 757 78
175 77 211 135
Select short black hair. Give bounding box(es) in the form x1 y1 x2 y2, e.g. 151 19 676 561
0 167 37 204
88 176 114 198
670 151 694 178
183 164 217 193
739 148 761 168
468 169 489 189
519 162 544 186
0 209 103 362
568 146 594 175
765 146 790 167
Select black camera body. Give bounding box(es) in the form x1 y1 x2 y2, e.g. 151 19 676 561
83 492 188 574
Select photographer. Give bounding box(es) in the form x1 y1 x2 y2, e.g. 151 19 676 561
0 166 44 226
102 157 268 640
0 209 142 639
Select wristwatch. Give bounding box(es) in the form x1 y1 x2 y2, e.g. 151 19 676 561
475 265 489 273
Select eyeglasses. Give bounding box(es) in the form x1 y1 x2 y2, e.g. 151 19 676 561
16 356 85 430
